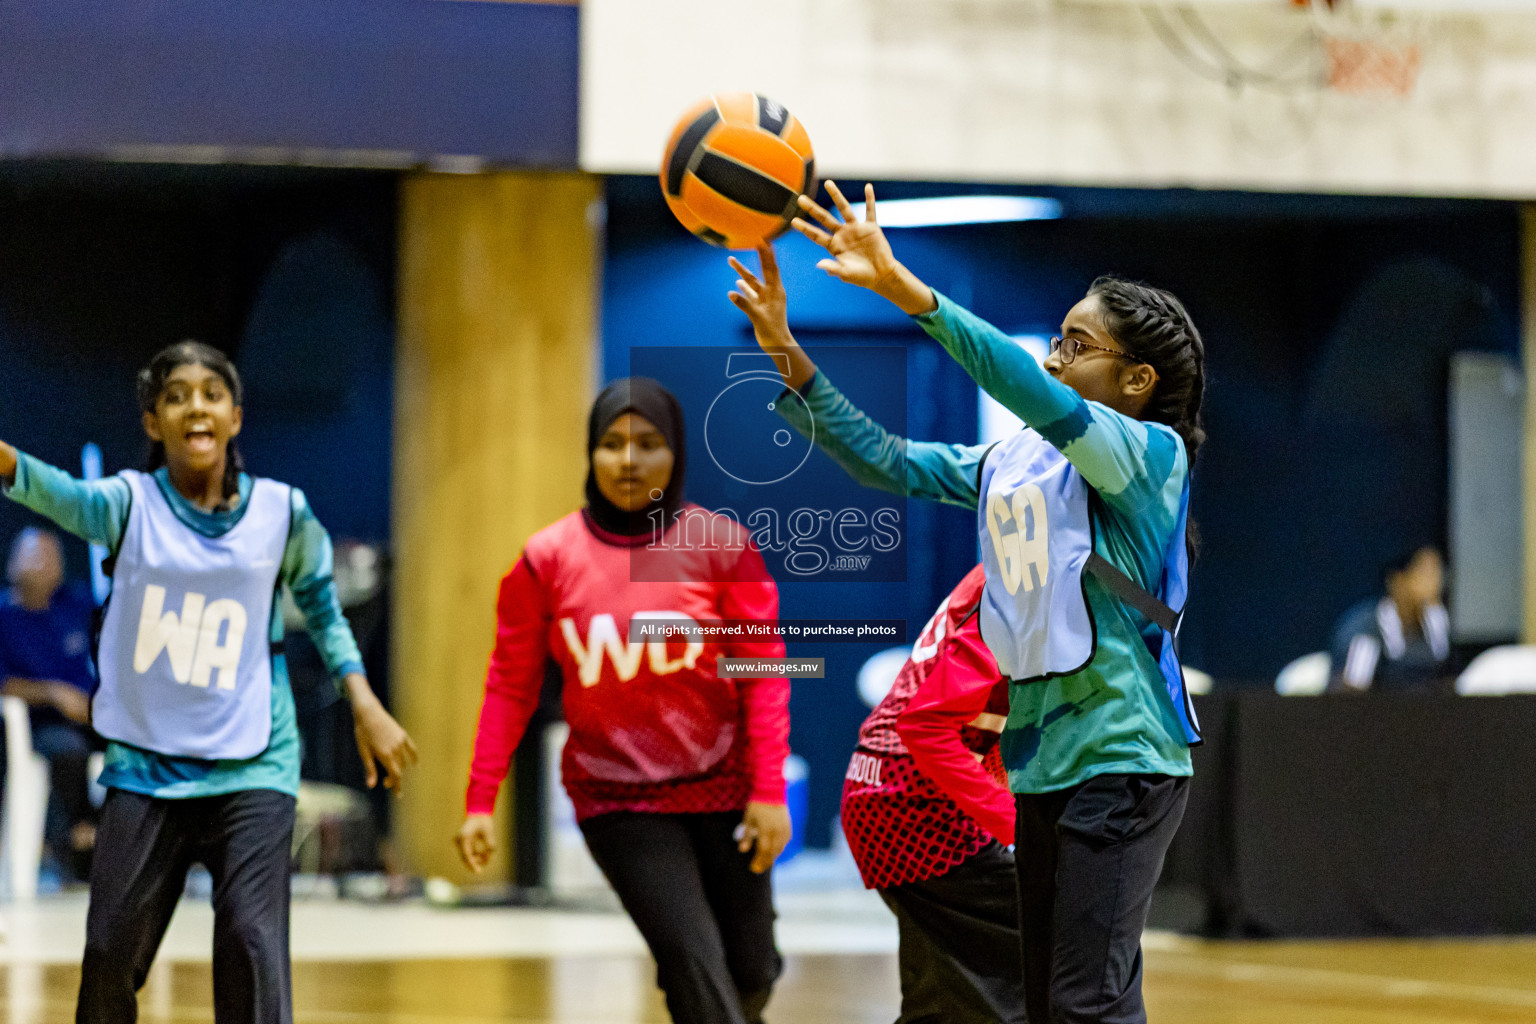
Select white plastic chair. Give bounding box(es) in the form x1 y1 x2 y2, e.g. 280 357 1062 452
856 647 911 709
1275 652 1331 696
0 696 51 901
1455 645 1536 695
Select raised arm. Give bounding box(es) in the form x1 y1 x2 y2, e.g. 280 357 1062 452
793 183 1186 518
1 447 131 551
775 373 987 509
728 244 987 510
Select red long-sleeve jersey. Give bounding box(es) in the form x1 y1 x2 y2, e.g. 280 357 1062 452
841 566 1015 889
466 506 791 821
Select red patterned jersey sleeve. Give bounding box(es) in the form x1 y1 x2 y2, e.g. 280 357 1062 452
720 540 790 805
896 622 1015 843
465 556 552 815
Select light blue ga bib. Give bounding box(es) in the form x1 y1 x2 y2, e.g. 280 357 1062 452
94 471 290 760
977 429 1201 745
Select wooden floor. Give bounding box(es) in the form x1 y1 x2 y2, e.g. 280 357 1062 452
4 940 1536 1023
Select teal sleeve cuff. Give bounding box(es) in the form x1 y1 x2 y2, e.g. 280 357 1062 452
910 288 949 326
774 377 818 437
4 448 35 497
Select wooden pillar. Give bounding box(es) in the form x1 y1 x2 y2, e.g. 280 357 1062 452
1524 204 1536 643
393 171 600 882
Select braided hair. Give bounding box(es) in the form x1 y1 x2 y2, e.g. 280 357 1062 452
136 341 246 503
1087 276 1206 556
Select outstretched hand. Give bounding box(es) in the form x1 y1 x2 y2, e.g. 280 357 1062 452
728 244 791 348
792 181 898 290
792 183 935 315
727 244 817 392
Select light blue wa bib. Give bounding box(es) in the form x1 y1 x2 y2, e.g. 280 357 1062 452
978 429 1201 746
95 471 291 760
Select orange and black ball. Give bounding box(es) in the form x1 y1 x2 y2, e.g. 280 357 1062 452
659 92 816 250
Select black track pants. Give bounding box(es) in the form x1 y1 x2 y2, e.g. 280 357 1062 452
1015 774 1189 1024
580 810 782 1024
77 787 296 1024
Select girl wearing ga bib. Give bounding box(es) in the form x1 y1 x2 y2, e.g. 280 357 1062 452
0 342 416 1024
728 184 1207 1024
455 378 792 1024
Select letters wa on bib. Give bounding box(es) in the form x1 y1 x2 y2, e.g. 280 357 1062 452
979 428 1200 745
95 470 290 760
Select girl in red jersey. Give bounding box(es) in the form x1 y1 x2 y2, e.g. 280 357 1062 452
454 378 792 1024
843 565 1025 1024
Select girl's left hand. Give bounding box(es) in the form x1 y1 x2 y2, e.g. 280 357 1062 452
793 182 935 316
346 676 419 792
738 800 793 874
793 181 898 290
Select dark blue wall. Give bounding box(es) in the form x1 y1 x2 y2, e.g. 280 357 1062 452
602 174 1522 845
0 1 578 166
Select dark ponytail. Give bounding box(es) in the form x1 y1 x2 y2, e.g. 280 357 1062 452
1087 276 1206 557
136 341 246 502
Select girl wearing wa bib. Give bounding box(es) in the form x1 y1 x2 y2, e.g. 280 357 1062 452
729 185 1207 1024
93 469 290 761
0 342 416 1024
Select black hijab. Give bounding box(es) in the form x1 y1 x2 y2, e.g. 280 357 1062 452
584 377 687 538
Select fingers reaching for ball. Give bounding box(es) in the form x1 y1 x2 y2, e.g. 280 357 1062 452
796 192 844 234
757 242 783 286
729 270 760 305
862 182 878 223
823 180 863 225
789 180 898 291
725 244 818 390
789 182 935 315
727 248 789 348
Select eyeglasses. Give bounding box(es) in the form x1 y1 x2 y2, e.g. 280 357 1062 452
1049 335 1138 365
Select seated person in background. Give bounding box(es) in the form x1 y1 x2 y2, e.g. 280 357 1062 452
1331 545 1450 692
0 527 99 881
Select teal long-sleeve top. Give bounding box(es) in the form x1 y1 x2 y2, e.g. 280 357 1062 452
775 291 1193 794
3 452 364 799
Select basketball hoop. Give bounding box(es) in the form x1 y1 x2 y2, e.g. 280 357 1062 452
1322 33 1422 97
1310 1 1426 99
